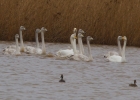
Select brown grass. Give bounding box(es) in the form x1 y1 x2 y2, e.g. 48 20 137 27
0 0 140 46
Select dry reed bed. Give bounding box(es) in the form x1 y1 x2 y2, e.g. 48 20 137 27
0 0 140 46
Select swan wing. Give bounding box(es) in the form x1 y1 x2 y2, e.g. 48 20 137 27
24 46 36 54
35 48 42 54
107 55 122 62
56 49 74 57
104 51 119 58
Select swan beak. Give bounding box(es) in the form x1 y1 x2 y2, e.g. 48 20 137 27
81 34 84 37
74 36 77 39
122 36 125 40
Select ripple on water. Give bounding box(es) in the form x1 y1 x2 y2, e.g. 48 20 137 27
0 42 140 100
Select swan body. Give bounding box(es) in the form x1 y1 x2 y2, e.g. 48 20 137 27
24 29 41 54
106 36 127 62
104 36 122 58
25 27 48 55
70 30 93 62
55 29 77 58
56 49 74 57
76 36 93 61
3 34 21 55
3 26 25 51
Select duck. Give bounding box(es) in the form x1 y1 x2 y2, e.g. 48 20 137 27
129 80 137 87
59 74 65 82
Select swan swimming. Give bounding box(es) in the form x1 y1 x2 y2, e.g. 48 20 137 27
72 33 93 61
106 36 127 62
104 36 122 58
40 27 47 55
73 28 78 52
3 26 26 51
55 28 78 58
3 34 21 55
77 29 85 54
24 28 41 54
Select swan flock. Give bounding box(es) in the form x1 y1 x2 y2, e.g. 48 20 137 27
3 26 127 62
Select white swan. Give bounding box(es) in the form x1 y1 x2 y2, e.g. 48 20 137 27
4 26 26 51
104 36 122 58
24 29 41 54
72 33 93 61
77 29 85 54
55 33 77 58
3 34 21 55
78 36 93 61
40 27 47 55
19 26 26 52
73 28 78 53
106 36 127 62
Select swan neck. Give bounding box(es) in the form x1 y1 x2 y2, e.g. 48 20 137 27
73 39 77 51
15 37 19 52
19 30 24 48
117 38 122 56
122 40 127 62
41 31 46 54
78 37 82 54
80 38 84 54
70 36 76 54
35 32 39 48
87 39 92 59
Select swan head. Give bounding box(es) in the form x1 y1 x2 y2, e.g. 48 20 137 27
15 34 19 39
87 36 93 41
78 29 85 34
118 36 122 40
41 27 47 32
71 34 77 39
122 36 127 41
20 26 26 31
73 28 77 33
78 33 84 38
35 29 41 34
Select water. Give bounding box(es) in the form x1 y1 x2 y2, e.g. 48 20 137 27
0 41 140 100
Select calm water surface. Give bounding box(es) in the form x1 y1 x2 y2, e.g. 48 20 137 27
0 41 140 100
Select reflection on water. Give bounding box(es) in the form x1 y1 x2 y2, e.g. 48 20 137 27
0 41 140 100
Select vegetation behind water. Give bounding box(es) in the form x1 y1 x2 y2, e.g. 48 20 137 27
0 0 140 46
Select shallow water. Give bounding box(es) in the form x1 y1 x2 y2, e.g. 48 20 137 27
0 41 140 100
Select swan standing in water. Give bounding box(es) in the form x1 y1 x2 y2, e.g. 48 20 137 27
104 36 122 58
106 36 127 62
3 34 21 55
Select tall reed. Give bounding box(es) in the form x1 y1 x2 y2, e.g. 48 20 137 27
0 0 140 46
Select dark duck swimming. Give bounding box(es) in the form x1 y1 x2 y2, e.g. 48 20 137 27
129 80 137 87
59 74 65 83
